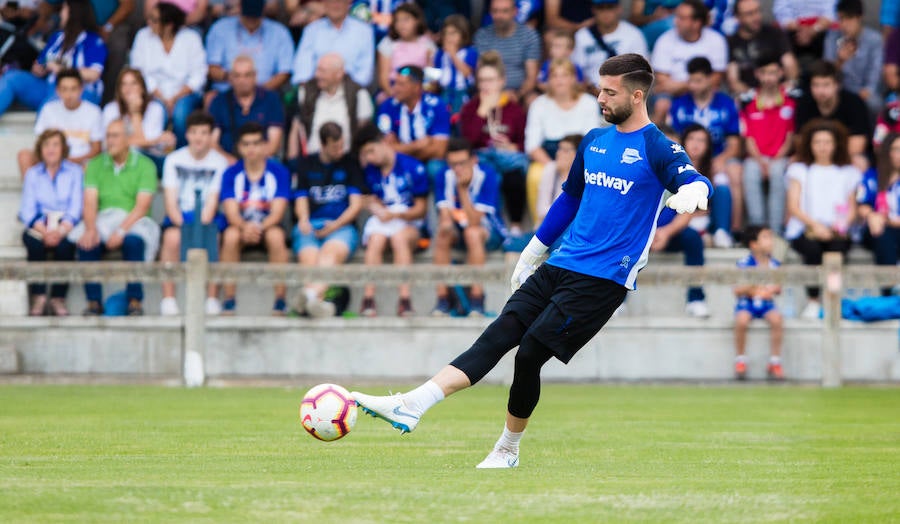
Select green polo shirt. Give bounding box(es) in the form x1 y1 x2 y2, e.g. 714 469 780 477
84 151 158 215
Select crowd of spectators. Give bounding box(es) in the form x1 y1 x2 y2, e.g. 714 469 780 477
7 0 900 321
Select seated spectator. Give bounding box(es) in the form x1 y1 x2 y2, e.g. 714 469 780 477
209 56 285 162
431 14 479 115
144 0 209 27
727 0 799 96
538 30 583 94
741 54 795 235
354 123 428 317
884 28 900 98
473 0 541 102
650 0 728 122
291 0 374 88
375 3 434 102
18 69 103 176
785 119 860 319
68 119 160 316
0 0 106 117
795 60 871 166
651 197 710 318
856 132 900 297
628 0 679 49
431 138 506 318
535 133 581 229
459 52 528 236
773 0 835 72
545 0 594 34
285 53 373 160
130 1 207 147
668 56 741 242
680 123 733 249
733 224 785 381
292 122 364 318
874 100 900 151
481 0 542 28
524 58 600 220
376 65 450 178
206 0 294 93
823 0 883 115
18 129 82 317
219 122 291 316
346 0 399 41
158 111 230 316
102 68 175 171
573 0 648 93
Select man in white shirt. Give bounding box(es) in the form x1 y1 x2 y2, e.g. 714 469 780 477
573 0 649 93
17 69 103 177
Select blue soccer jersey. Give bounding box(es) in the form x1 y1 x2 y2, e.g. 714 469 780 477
545 124 712 290
376 93 451 143
220 159 292 223
435 162 506 235
364 153 429 208
669 92 740 156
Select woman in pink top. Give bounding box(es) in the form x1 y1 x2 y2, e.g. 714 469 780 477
376 3 435 101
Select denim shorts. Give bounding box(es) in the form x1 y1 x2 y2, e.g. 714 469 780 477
292 218 359 255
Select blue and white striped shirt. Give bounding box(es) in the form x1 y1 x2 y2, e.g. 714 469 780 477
38 31 107 102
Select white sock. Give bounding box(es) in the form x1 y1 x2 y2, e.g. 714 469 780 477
495 426 524 453
402 380 444 416
769 355 781 364
735 355 746 363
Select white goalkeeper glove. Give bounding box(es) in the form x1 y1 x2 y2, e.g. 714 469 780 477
666 180 709 214
511 236 549 292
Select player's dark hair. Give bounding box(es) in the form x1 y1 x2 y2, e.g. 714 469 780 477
559 134 583 151
743 224 769 247
236 121 266 144
597 53 654 96
185 110 215 132
319 121 343 145
796 118 851 167
754 52 781 70
682 0 709 24
808 60 842 84
447 137 473 156
686 56 713 76
56 68 83 86
352 122 384 152
836 0 863 17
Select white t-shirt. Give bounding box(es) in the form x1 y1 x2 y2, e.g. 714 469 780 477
130 26 208 99
524 93 602 154
573 21 649 85
296 84 375 154
102 100 166 142
650 27 729 82
784 162 861 240
34 100 104 159
162 146 230 213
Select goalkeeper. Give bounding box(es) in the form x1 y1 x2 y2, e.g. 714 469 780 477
353 54 713 469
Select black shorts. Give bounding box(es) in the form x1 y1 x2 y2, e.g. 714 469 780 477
503 263 627 364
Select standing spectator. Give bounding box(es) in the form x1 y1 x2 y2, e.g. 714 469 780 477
537 29 584 94
376 65 450 178
286 53 373 160
650 0 728 121
785 119 860 319
741 55 795 235
431 138 505 318
524 58 600 220
535 133 581 228
544 0 594 34
431 14 479 115
823 0 883 115
473 0 541 101
727 0 799 96
219 122 292 316
208 56 285 162
794 60 870 163
206 0 294 93
733 224 785 380
292 122 364 318
18 129 82 317
884 28 900 97
856 133 900 297
459 52 528 236
130 1 207 147
18 69 103 176
669 56 741 243
102 68 175 171
573 0 648 91
375 3 434 101
68 119 160 316
0 0 106 117
158 111 230 316
291 0 374 88
773 0 835 72
354 124 428 318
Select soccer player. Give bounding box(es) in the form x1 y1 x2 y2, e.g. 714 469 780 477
352 53 713 469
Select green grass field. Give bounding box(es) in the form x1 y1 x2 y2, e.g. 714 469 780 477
1 384 898 523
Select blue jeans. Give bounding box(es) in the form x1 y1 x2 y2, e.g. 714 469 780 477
22 231 76 298
78 235 146 303
170 92 202 148
664 227 705 303
0 70 53 116
710 182 733 234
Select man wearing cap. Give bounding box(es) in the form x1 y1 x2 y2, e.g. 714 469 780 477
573 0 649 93
473 0 541 101
375 65 450 177
292 0 375 88
206 0 295 93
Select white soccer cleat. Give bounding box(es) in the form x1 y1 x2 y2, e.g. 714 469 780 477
351 391 420 434
475 448 519 469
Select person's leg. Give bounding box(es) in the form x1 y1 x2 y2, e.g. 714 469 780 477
463 224 487 300
525 162 544 224
160 227 181 299
78 243 105 305
726 161 744 232
389 227 417 300
219 226 242 303
264 226 290 303
767 158 789 235
501 168 527 231
711 182 733 238
432 216 457 303
49 238 77 299
789 236 824 300
172 93 202 147
742 158 765 227
734 309 752 358
765 309 783 359
667 228 706 303
22 231 48 298
0 71 51 116
121 235 146 302
363 233 388 300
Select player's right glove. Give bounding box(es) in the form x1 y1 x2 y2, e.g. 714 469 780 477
666 180 709 214
511 236 549 292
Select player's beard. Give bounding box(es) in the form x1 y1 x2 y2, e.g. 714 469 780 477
602 102 633 125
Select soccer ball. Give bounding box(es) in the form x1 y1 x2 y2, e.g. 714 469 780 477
299 383 357 442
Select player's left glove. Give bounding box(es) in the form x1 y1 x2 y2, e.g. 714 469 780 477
666 181 709 214
511 236 549 292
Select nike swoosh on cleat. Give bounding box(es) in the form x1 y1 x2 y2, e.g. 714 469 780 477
392 405 420 421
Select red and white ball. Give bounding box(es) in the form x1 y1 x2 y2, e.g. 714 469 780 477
299 383 357 441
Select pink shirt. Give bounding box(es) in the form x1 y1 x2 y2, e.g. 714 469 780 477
378 36 435 80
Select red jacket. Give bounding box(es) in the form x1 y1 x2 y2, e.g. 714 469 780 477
459 93 527 152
